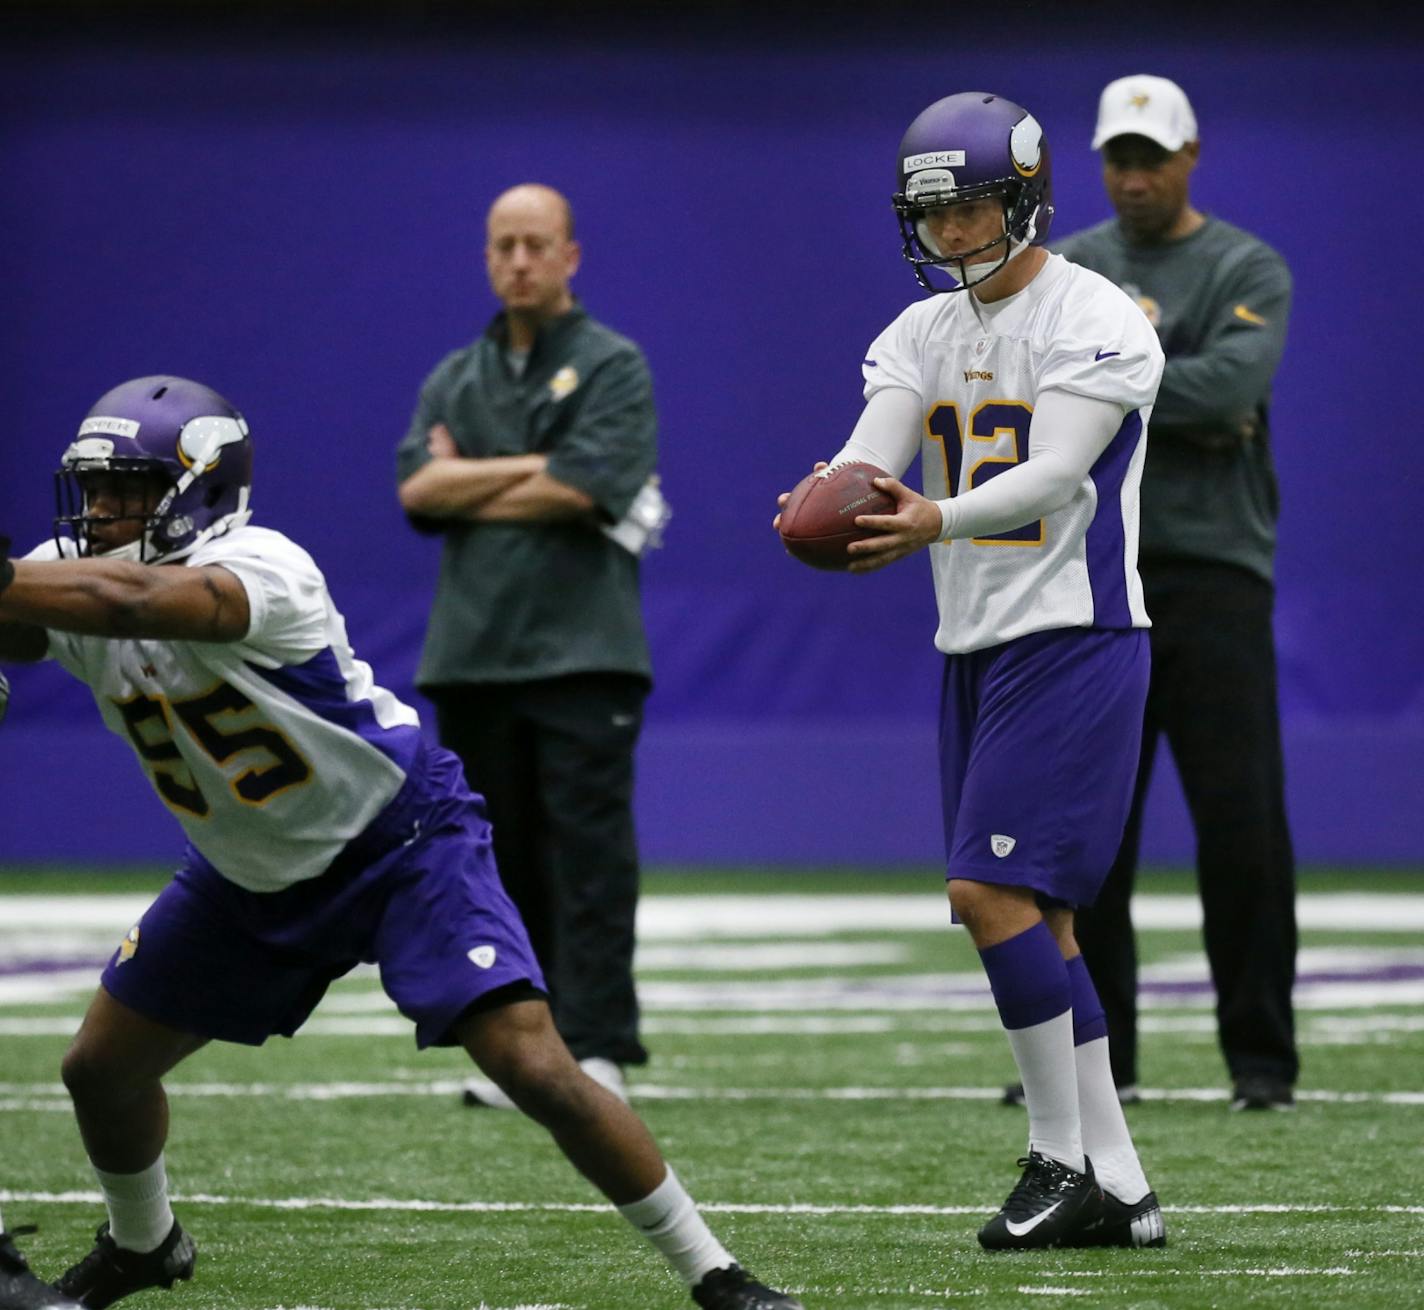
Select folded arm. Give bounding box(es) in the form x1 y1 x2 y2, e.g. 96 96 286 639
397 426 594 523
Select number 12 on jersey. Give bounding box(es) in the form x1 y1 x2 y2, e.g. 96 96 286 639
925 400 1042 545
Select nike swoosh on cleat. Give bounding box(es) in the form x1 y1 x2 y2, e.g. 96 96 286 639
1094 349 1121 361
1004 1200 1063 1236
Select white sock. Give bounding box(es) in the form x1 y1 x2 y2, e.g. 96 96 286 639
616 1167 733 1286
1075 1037 1150 1202
94 1155 174 1254
1005 1011 1085 1172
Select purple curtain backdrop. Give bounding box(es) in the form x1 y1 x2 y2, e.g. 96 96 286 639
2 12 1421 866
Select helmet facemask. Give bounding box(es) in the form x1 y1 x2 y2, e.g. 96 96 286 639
895 179 1044 294
56 457 179 562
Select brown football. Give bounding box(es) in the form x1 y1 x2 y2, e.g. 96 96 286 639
778 461 895 571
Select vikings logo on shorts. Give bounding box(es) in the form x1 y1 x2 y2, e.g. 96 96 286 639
116 924 141 965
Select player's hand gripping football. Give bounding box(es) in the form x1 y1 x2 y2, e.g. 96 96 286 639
771 462 829 533
843 477 943 573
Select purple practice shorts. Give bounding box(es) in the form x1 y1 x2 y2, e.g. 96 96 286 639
938 626 1149 907
101 745 546 1048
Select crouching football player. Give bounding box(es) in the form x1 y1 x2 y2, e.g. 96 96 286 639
0 376 803 1310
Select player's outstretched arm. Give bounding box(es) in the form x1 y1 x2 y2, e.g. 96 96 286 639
0 556 250 644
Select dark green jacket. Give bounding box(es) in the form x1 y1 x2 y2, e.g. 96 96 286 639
1056 217 1291 582
397 305 656 686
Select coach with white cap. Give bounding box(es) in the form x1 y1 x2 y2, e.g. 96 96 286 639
1004 74 1302 1114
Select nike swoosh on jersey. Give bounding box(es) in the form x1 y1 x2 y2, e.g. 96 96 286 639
1005 1200 1064 1237
1233 304 1268 325
1094 349 1121 361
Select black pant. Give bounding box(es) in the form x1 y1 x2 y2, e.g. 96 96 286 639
1076 561 1298 1088
428 673 649 1067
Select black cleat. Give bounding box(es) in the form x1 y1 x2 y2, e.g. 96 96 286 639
1064 1189 1166 1248
1230 1075 1294 1111
55 1222 195 1309
691 1264 804 1310
1 1229 83 1310
978 1152 1103 1250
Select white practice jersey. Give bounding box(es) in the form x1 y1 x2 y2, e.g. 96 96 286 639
863 253 1164 654
30 526 423 892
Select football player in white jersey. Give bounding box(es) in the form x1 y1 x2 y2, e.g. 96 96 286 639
0 377 801 1310
778 93 1165 1250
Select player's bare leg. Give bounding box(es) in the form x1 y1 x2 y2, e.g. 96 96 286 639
949 880 1100 1248
1042 910 1164 1247
455 998 664 1201
62 990 205 1172
57 989 200 1307
456 1000 803 1308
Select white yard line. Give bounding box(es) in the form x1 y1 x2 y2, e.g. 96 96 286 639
2 1081 1422 1106
2 1011 1416 1039
2 1188 1422 1217
5 892 1424 936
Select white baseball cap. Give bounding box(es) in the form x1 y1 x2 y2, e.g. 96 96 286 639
1091 74 1198 152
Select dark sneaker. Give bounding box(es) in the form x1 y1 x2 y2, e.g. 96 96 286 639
691 1264 804 1310
1230 1076 1294 1111
978 1152 1103 1250
1 1229 83 1310
55 1222 195 1309
1064 1189 1166 1248
1002 1081 1141 1107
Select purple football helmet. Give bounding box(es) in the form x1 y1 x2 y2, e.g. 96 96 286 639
55 375 253 563
892 92 1054 292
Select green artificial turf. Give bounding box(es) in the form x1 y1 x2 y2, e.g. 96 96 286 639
2 868 1421 1308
